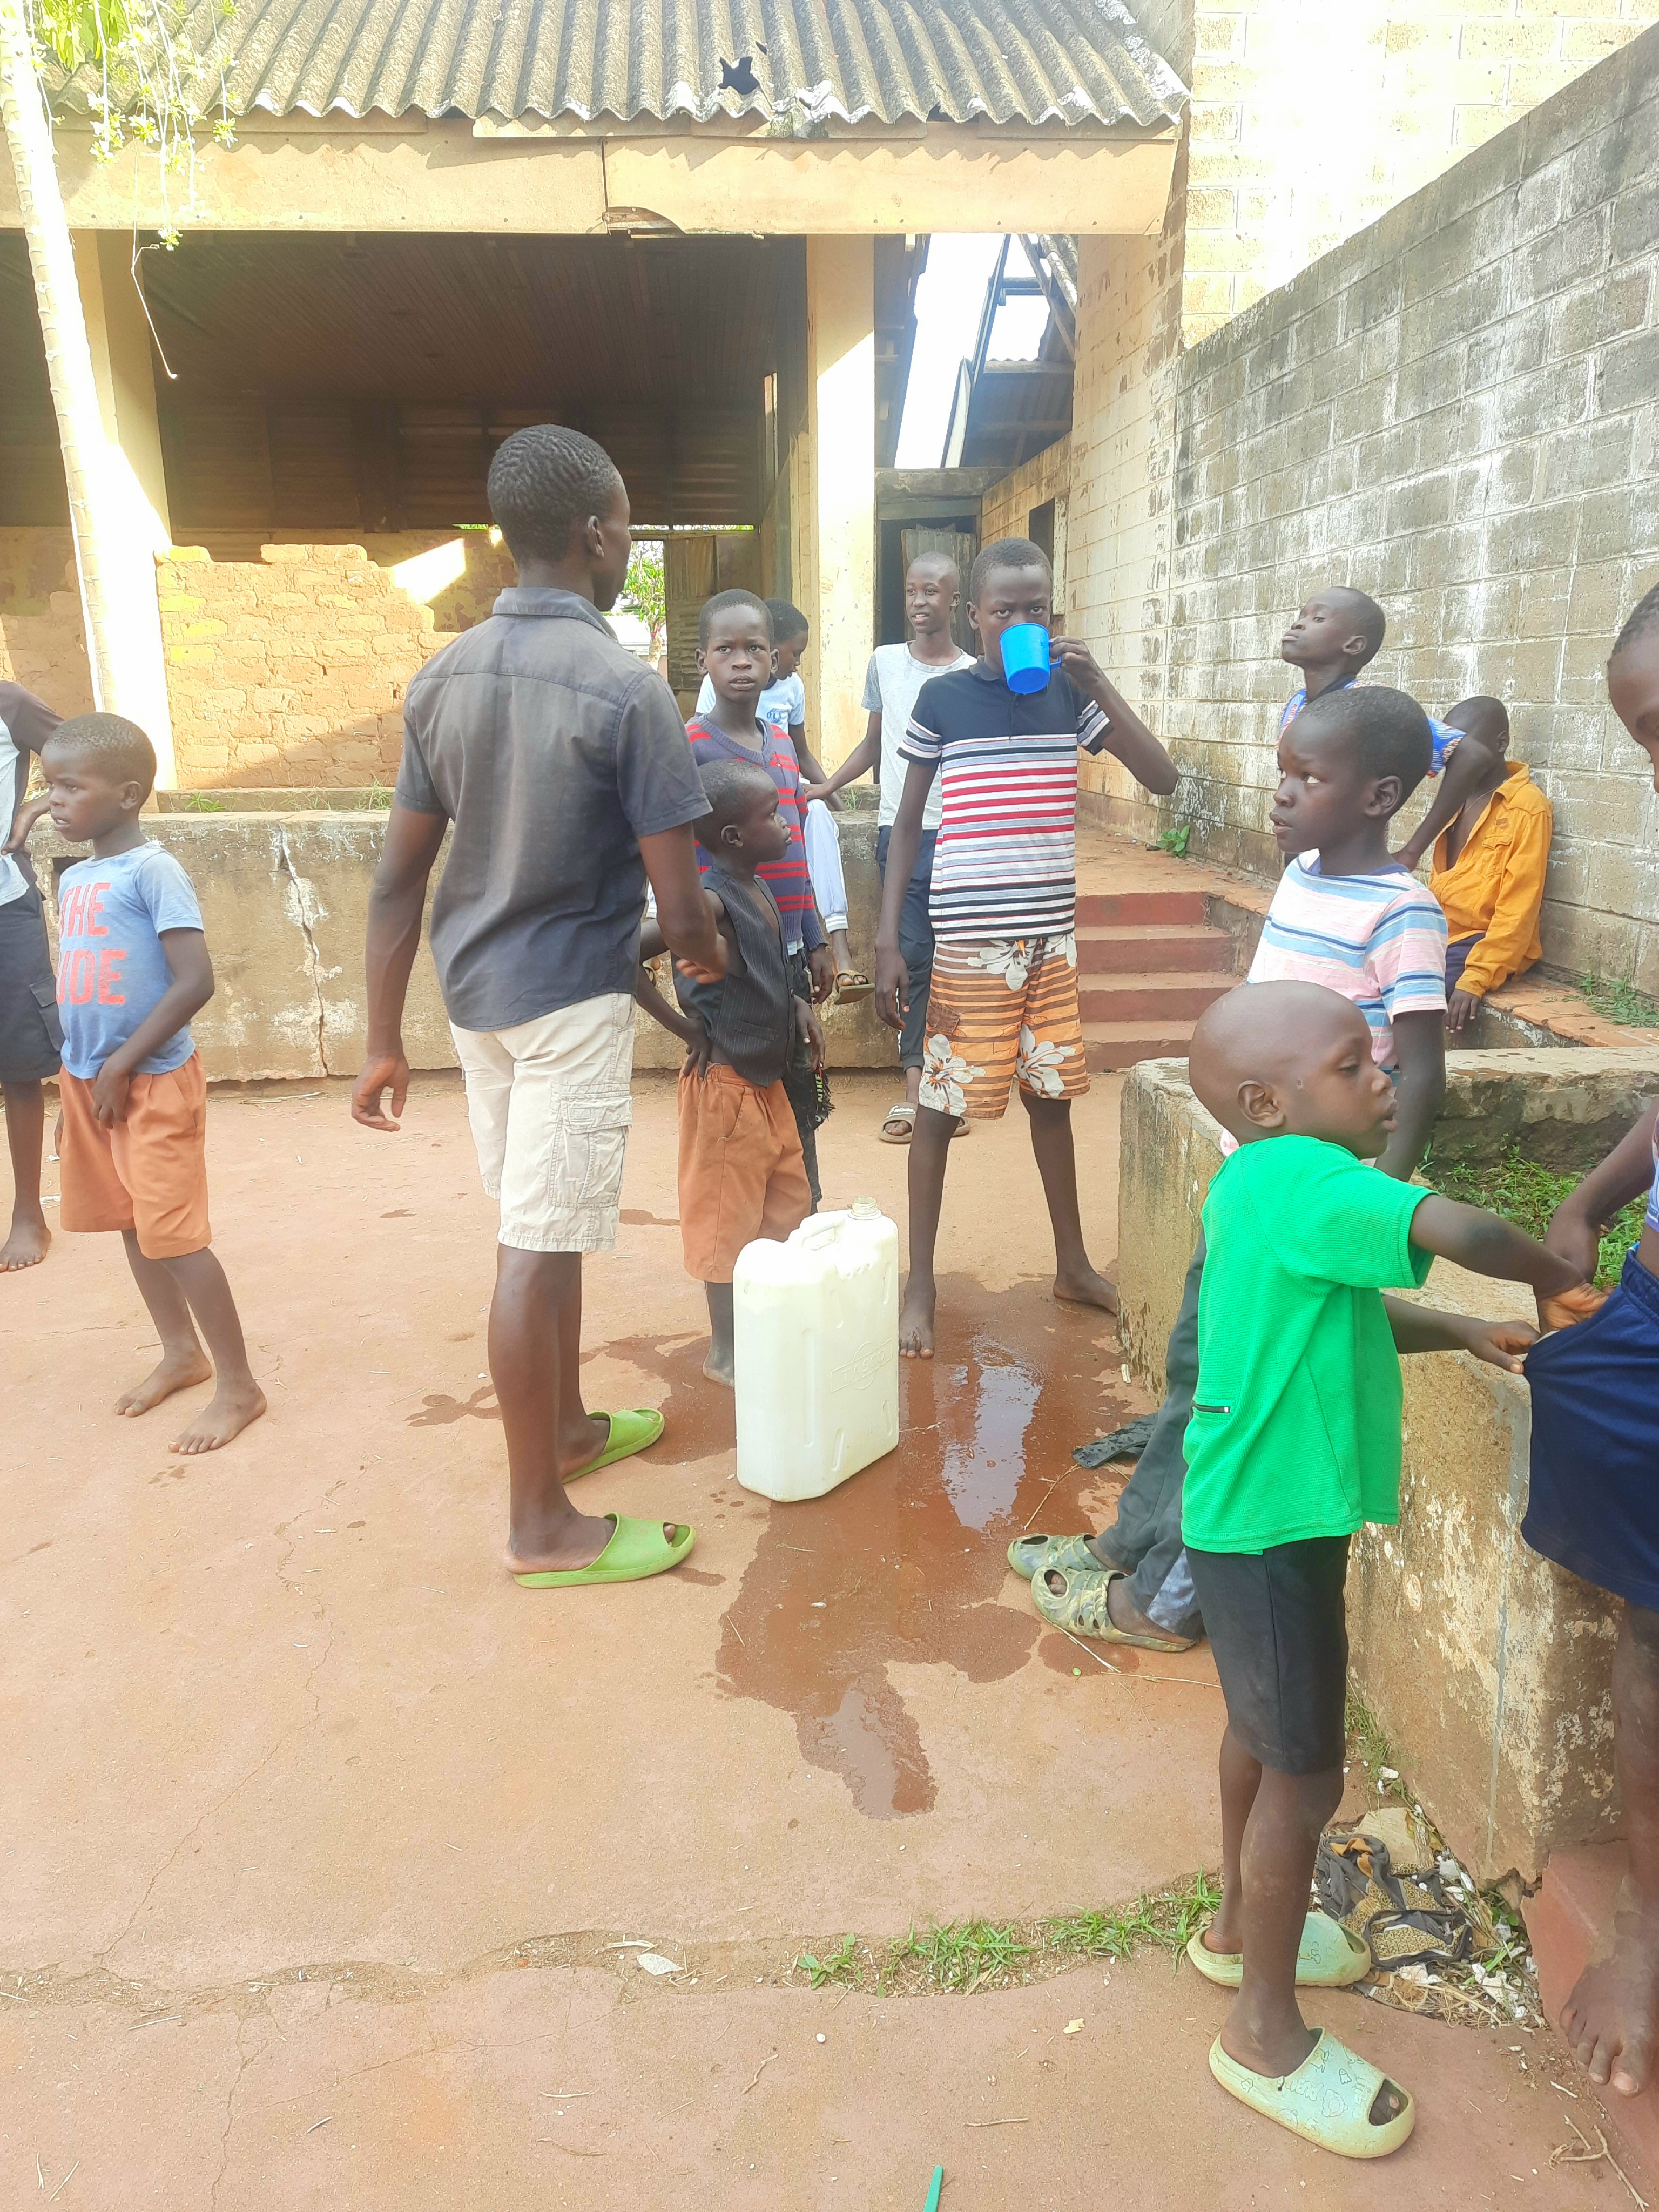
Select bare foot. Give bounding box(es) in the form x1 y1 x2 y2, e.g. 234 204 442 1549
115 1348 213 1418
703 1346 735 1388
898 1278 936 1359
1562 1921 1659 2096
0 1210 50 1270
1053 1265 1120 1315
170 1380 267 1455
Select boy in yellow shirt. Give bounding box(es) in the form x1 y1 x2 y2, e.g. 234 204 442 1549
1426 697 1553 1033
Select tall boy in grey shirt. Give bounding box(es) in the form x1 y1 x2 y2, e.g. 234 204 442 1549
353 426 724 1591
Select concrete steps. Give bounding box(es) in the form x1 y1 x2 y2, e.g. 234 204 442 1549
1074 888 1237 1071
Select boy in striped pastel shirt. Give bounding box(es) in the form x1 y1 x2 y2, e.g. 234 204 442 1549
873 536 1180 1358
1021 683 1448 1655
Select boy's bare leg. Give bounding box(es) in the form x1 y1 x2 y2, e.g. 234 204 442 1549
899 1103 955 1358
830 927 855 974
156 1247 267 1453
552 1251 609 1472
116 1229 213 1415
1222 1750 1406 2122
1563 1603 1659 2097
1202 1725 1262 1955
1 1078 50 1270
493 1249 667 1574
1019 1092 1118 1313
703 1282 736 1387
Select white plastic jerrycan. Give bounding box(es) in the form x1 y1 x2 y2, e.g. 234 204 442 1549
732 1199 900 1502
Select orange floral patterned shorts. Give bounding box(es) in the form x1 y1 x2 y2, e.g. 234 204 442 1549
918 935 1089 1122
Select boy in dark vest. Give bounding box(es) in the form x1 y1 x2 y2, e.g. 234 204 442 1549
637 757 823 1384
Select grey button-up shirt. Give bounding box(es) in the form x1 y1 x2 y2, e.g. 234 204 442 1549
396 588 709 1033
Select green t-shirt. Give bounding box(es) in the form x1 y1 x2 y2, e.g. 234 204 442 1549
1182 1135 1434 1554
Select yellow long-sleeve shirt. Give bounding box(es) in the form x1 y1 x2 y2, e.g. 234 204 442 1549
1429 761 1553 1000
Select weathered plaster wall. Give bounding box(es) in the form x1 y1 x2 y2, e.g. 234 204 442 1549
1063 29 1659 991
29 807 898 1081
1117 1049 1659 1879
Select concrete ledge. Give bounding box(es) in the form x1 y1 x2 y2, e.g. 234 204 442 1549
1117 1049 1659 1881
31 805 903 1082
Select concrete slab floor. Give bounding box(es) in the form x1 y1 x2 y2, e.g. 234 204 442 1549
0 1071 1626 2206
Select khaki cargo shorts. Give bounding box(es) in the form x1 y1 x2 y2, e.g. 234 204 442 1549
450 992 635 1253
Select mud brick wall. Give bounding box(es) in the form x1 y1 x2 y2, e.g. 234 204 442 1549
1064 28 1659 993
0 529 95 716
158 544 451 790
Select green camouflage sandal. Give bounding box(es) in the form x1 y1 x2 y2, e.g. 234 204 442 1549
1029 1563 1199 1653
1007 1532 1102 1581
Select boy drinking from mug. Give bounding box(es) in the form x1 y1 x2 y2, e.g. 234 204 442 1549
873 536 1179 1358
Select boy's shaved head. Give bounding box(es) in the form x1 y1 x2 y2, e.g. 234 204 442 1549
487 424 624 565
1190 981 1374 1140
43 712 157 796
1323 587 1386 664
698 756 776 835
1294 683 1433 799
700 590 771 647
1611 582 1659 666
764 598 808 644
1445 694 1509 749
970 535 1051 602
907 550 960 588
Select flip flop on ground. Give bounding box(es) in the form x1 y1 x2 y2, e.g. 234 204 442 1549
1030 1562 1198 1652
513 1515 695 1588
1209 2031 1414 2158
879 1103 970 1144
1186 1913 1370 1988
565 1406 665 1480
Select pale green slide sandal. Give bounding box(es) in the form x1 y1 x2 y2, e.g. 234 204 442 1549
514 1514 695 1589
565 1407 665 1480
1209 2030 1415 2158
1186 1911 1370 1989
1007 1531 1100 1580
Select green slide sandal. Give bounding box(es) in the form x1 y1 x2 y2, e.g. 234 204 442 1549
1029 1563 1198 1653
1186 1912 1370 1989
1007 1532 1101 1580
1209 2030 1415 2159
514 1515 695 1589
565 1407 665 1480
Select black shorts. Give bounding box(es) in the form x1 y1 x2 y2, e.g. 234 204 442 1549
1185 1535 1351 1775
0 884 62 1082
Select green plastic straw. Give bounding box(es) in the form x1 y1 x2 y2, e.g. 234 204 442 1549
923 2166 943 2211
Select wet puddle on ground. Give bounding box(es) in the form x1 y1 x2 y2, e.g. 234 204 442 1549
716 1276 1140 1819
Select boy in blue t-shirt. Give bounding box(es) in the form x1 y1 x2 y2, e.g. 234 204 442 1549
44 716 264 1455
1179 979 1599 2159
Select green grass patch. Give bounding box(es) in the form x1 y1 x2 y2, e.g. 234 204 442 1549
789 1874 1222 1998
180 791 227 812
1153 821 1192 858
1426 1141 1642 1288
1580 972 1659 1028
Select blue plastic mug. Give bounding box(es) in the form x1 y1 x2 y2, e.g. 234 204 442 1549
1001 622 1051 695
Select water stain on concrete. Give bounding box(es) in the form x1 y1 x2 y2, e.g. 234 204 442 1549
585 1330 735 1465
407 1384 498 1427
716 1277 1135 1819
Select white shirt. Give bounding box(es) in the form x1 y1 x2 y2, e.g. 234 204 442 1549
861 643 976 828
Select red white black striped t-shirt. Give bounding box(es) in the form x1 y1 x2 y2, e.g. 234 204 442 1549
899 661 1109 940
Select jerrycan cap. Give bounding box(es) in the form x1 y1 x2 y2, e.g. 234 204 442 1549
850 1197 880 1220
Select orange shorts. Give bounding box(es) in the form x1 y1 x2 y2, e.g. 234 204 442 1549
677 1062 812 1283
57 1053 211 1259
919 935 1089 1121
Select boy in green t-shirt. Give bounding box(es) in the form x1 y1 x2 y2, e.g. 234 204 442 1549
1180 979 1602 2161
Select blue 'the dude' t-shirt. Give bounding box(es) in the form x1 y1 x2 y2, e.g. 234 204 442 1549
55 844 204 1079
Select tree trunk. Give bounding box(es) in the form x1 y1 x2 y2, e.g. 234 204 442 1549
0 1 176 781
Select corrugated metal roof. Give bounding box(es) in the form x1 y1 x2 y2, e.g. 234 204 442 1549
167 0 1185 131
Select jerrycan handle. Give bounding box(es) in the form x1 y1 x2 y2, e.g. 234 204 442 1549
796 1218 843 1250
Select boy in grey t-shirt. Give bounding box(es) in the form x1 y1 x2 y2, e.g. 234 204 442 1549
353 425 725 1595
805 554 973 1139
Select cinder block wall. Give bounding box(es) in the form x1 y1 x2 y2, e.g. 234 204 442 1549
1069 27 1659 992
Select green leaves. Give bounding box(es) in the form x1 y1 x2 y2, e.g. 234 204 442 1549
27 0 133 77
